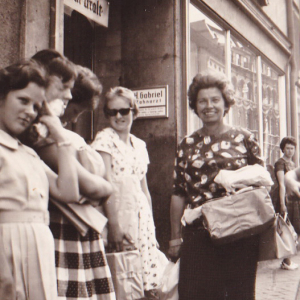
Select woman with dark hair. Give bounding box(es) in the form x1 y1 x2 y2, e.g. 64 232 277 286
91 87 162 299
61 65 102 125
0 60 80 299
31 49 77 120
30 50 116 300
274 136 298 270
169 70 264 300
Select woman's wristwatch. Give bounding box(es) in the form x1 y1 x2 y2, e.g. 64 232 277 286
169 238 183 247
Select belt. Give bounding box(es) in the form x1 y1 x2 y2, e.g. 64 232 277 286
0 211 49 225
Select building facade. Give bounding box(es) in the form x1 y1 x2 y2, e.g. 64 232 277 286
1 0 300 249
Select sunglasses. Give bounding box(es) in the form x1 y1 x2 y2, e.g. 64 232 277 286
105 107 134 117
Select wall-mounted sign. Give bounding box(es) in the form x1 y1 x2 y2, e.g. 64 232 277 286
64 0 109 27
133 86 169 119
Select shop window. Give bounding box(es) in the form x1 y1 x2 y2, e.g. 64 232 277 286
261 60 280 164
187 2 283 165
187 5 226 133
230 34 259 140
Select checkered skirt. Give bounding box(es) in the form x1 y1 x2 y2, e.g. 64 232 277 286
49 206 116 300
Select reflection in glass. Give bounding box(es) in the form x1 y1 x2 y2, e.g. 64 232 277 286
230 36 259 139
261 60 280 165
188 4 226 132
187 3 281 165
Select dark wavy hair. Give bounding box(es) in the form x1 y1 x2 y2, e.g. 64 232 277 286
71 66 102 110
0 60 47 100
280 136 297 152
188 70 235 116
32 49 77 84
103 86 139 118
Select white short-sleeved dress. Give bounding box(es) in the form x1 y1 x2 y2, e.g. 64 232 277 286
91 127 161 291
0 129 57 300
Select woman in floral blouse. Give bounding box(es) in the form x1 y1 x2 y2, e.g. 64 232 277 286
168 71 264 300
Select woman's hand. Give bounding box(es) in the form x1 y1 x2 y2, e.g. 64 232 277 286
107 223 134 252
168 245 181 262
280 203 288 215
39 101 68 143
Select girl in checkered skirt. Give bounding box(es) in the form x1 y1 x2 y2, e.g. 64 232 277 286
29 50 116 300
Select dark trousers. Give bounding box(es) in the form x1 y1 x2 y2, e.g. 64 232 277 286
179 227 259 300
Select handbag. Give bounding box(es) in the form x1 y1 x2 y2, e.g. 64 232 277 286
106 250 144 300
259 213 298 261
51 199 107 236
201 187 275 245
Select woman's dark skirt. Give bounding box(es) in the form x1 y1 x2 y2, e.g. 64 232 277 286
179 225 259 300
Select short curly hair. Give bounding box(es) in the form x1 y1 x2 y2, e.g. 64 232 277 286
280 136 297 152
103 86 139 118
71 66 102 110
188 70 235 116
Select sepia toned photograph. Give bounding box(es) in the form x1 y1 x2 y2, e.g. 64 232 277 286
0 0 300 299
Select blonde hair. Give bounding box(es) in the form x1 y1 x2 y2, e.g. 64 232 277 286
103 86 139 117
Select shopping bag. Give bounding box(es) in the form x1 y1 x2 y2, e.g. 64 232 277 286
201 187 275 245
106 250 144 300
259 213 298 261
158 259 180 300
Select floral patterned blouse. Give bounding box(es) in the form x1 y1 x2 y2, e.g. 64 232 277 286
91 127 149 182
173 127 264 208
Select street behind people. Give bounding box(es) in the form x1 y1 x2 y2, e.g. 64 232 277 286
169 71 265 300
0 60 80 299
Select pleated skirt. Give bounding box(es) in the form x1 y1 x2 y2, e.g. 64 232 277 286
0 222 58 300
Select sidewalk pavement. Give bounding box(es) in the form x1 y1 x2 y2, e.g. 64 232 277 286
256 252 300 300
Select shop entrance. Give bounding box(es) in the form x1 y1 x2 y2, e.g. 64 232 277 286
64 10 94 142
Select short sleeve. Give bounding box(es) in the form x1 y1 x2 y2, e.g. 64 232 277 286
242 129 264 166
274 159 285 174
133 136 150 165
143 147 150 165
91 130 114 155
172 138 188 198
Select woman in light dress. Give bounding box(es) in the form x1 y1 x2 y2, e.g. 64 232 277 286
91 86 162 299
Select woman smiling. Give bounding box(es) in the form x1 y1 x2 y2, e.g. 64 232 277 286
169 71 264 300
92 87 162 299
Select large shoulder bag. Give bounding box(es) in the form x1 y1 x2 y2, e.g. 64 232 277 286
201 187 275 245
259 213 298 261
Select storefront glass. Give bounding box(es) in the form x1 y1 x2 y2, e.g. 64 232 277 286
261 60 280 164
230 35 259 139
187 2 283 165
188 4 226 133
